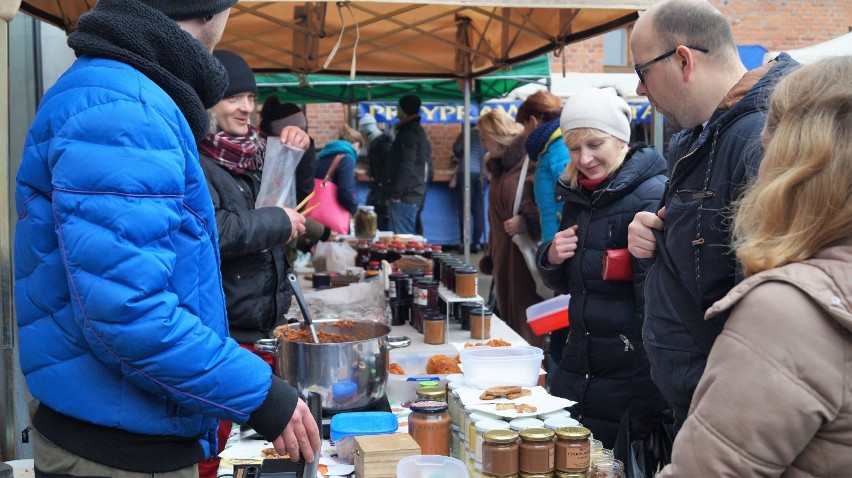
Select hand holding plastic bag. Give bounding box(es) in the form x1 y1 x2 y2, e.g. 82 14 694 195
256 141 304 209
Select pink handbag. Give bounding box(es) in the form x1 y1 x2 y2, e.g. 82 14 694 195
305 154 351 234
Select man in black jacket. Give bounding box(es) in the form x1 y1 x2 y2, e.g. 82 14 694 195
387 94 432 234
626 0 798 432
360 113 394 231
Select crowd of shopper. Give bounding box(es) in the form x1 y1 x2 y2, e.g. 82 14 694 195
11 0 852 475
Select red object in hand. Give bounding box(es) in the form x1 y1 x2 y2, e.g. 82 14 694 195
601 248 634 281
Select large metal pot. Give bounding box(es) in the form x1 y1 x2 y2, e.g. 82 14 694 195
256 320 410 412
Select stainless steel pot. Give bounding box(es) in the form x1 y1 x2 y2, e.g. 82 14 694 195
256 320 410 412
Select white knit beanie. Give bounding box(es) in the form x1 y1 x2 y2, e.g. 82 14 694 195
560 87 632 143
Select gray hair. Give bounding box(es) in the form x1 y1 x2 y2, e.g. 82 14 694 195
650 0 739 66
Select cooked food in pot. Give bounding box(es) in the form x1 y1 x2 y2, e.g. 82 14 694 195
274 320 360 343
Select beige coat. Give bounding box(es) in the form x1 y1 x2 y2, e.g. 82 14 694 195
659 241 852 477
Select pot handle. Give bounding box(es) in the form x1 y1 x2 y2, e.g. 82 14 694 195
254 338 280 356
386 336 411 350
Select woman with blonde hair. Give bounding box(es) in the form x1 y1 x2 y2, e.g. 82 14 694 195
660 57 852 476
536 88 670 448
477 108 544 346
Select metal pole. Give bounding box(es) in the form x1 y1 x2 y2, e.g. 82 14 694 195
652 108 665 151
462 78 471 264
1 17 15 462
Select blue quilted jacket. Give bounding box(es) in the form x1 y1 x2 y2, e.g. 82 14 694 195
14 57 294 469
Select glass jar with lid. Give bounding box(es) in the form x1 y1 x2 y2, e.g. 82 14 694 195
474 419 511 463
416 385 447 403
518 427 555 474
554 426 591 473
482 429 520 476
423 312 446 345
354 205 378 239
408 401 451 456
588 458 625 478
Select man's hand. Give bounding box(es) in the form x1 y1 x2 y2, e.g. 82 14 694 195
627 207 666 259
503 215 526 236
272 399 322 463
281 207 306 243
547 225 579 266
278 126 310 150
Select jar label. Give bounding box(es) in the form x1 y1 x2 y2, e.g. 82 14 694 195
415 288 428 306
389 282 398 298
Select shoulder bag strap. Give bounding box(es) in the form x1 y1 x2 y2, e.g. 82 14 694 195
651 228 720 356
323 153 347 183
512 155 530 216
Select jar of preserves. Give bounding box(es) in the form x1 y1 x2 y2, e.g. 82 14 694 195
416 385 446 403
588 458 624 478
414 279 439 309
474 419 511 463
356 240 371 268
455 267 479 298
354 205 378 239
518 427 555 474
554 426 591 473
423 312 446 345
482 429 520 476
408 401 451 456
470 307 493 339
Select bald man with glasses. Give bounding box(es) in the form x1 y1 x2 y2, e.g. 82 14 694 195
626 0 798 433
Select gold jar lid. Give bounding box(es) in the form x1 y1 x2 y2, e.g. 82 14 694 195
518 427 555 442
483 429 519 444
484 474 519 478
416 386 446 399
519 473 554 478
554 426 591 440
555 472 588 478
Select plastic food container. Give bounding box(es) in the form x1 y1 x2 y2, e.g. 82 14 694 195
396 454 468 478
526 294 571 336
330 411 398 462
460 346 544 389
387 347 459 404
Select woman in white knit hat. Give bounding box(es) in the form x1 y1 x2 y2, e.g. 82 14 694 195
535 87 672 456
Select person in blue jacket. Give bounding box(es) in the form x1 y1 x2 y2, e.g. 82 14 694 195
315 125 364 218
536 88 670 448
13 0 319 474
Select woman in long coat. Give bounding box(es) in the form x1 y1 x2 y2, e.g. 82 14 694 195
478 109 544 347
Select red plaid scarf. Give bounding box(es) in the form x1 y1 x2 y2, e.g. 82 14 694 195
198 125 266 173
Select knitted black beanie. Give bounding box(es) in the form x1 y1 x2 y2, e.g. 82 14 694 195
139 0 237 21
213 50 258 98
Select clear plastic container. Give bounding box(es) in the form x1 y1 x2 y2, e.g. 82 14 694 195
461 345 544 389
396 455 468 478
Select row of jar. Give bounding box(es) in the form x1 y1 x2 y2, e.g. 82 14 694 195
355 239 441 267
432 253 480 298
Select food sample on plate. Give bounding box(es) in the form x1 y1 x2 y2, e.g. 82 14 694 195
388 362 405 375
464 339 512 348
426 354 462 374
479 386 532 400
495 402 538 413
273 320 358 343
261 447 289 459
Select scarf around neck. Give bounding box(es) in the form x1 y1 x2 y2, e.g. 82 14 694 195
198 125 267 174
67 0 228 141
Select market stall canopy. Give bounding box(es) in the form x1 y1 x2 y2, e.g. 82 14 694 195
19 0 654 78
763 32 852 65
255 54 550 103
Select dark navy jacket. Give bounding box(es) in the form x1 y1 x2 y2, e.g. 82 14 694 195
536 145 669 447
642 53 799 427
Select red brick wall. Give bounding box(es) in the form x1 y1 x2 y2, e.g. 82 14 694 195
551 0 850 73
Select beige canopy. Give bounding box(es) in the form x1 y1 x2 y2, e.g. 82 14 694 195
18 0 653 78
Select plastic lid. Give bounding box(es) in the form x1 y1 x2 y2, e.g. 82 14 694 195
418 380 439 388
544 416 580 430
509 417 544 431
475 419 511 433
329 411 398 441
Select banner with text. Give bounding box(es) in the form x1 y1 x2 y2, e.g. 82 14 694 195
359 101 651 124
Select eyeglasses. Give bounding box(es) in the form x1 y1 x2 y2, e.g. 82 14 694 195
634 46 709 83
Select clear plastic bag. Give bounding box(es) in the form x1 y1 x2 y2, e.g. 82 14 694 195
255 140 304 209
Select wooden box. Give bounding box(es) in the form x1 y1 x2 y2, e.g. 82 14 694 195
353 433 421 478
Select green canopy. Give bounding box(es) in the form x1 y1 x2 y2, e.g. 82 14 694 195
255 55 550 104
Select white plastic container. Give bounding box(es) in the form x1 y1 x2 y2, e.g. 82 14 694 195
396 454 468 478
460 345 544 389
387 346 458 404
544 416 581 430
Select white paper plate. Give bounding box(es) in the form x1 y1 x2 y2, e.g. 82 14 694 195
457 386 575 418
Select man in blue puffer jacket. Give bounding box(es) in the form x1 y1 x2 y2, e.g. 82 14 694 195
626 0 799 433
14 0 319 474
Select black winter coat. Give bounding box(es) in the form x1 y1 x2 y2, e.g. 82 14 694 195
536 145 669 448
388 116 431 205
200 156 293 344
642 53 799 427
